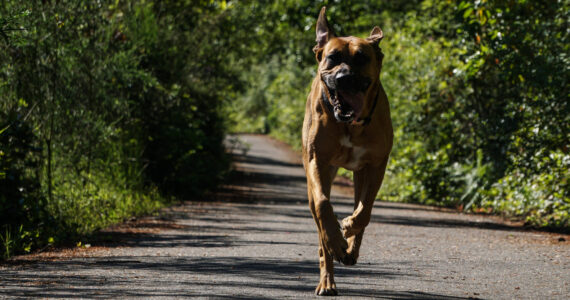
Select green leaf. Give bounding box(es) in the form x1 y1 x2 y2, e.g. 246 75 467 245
463 8 473 19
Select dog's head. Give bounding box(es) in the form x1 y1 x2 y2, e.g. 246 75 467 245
314 7 384 123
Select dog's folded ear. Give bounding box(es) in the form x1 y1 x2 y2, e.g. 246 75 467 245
366 26 384 46
314 7 335 53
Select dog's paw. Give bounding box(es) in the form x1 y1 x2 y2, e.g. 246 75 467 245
341 216 357 238
340 251 357 266
316 287 338 296
341 230 362 266
324 236 348 263
321 223 349 262
315 275 338 296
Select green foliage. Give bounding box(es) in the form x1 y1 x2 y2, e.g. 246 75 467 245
1 1 233 259
0 110 45 259
481 150 569 229
381 0 569 230
230 55 313 148
228 1 569 231
265 56 313 146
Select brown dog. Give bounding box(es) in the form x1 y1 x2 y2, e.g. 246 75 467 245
302 7 393 296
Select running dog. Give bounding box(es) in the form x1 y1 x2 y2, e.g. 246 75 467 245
302 7 393 296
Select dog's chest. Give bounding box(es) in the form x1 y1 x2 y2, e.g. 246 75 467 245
334 136 368 170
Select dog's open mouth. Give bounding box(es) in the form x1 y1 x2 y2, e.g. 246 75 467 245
326 86 364 123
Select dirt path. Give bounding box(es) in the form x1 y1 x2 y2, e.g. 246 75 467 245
1 134 569 299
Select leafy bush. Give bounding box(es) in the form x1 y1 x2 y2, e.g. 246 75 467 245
0 109 45 256
0 1 233 259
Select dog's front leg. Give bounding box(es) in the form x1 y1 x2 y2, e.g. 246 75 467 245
308 190 338 296
306 160 347 295
315 234 337 295
341 158 388 264
307 159 348 261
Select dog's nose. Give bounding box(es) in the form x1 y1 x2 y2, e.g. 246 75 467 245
335 72 357 91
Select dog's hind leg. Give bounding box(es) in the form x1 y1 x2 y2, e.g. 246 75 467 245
343 230 364 266
341 157 388 265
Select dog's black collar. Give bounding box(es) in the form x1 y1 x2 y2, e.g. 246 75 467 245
321 88 378 126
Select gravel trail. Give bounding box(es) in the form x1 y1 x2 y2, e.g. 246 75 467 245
1 134 568 299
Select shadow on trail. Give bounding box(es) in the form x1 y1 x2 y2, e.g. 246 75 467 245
233 152 303 169
0 135 521 299
224 149 527 234
95 232 306 249
1 256 472 299
371 213 523 232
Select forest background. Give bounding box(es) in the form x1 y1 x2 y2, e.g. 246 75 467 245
1 0 568 259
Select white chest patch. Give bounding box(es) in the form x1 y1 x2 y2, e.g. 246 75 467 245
352 146 366 161
340 135 352 147
339 135 367 170
345 146 366 170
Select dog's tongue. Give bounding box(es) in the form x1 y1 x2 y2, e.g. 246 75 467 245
338 90 364 118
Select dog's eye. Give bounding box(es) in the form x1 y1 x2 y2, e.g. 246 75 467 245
326 52 341 65
353 52 369 65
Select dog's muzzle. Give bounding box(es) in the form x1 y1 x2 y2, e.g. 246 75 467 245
322 73 371 123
